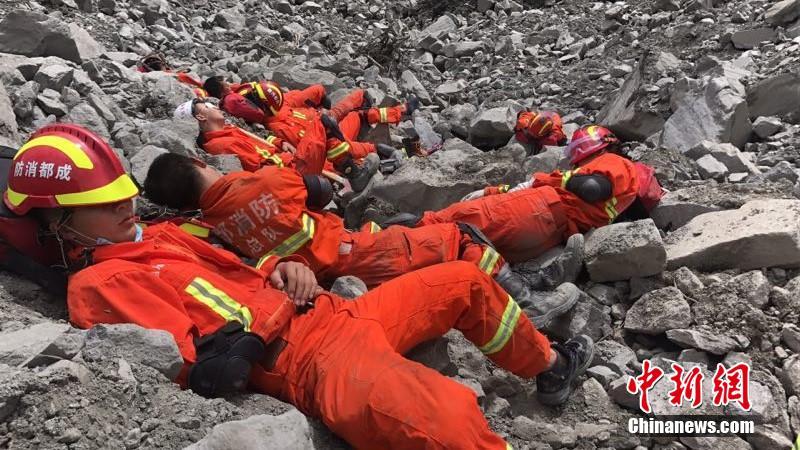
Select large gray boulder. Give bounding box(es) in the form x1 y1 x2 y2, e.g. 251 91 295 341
186 410 315 450
399 70 432 105
64 102 110 139
468 106 516 150
597 56 665 141
662 76 751 153
0 11 104 64
0 322 71 367
273 65 343 92
0 82 20 147
584 219 667 282
624 287 691 335
370 138 526 214
765 0 800 25
664 199 800 271
130 145 168 185
82 324 184 381
746 72 800 119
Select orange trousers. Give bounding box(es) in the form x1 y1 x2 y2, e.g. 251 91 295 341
325 89 405 164
418 186 571 264
321 223 505 288
251 261 551 449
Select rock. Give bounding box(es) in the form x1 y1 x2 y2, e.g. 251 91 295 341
678 349 710 366
0 322 70 366
752 116 783 139
186 410 314 450
64 102 109 139
609 376 640 410
546 295 612 342
655 52 682 73
38 359 93 384
681 436 754 450
664 200 800 271
10 80 38 121
468 106 516 150
747 425 793 450
329 276 367 299
139 119 198 157
662 77 751 153
591 340 637 375
597 56 665 141
731 28 776 50
399 70 432 105
273 66 343 92
0 11 104 64
746 73 800 119
130 145 168 185
729 271 770 308
511 416 577 447
413 116 443 150
140 73 195 119
672 267 705 296
695 154 729 181
764 161 799 184
444 41 483 58
584 219 666 282
33 64 74 91
417 15 457 49
624 287 691 335
0 82 21 146
434 79 468 96
82 324 183 381
789 396 800 435
783 324 800 353
687 141 759 174
765 0 800 25
782 355 800 396
214 6 246 31
666 328 741 355
205 154 243 174
370 138 526 215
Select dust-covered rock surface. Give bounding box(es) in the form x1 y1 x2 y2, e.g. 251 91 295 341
1 0 800 448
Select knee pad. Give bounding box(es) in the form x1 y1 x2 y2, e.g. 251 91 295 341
188 322 266 398
303 174 334 210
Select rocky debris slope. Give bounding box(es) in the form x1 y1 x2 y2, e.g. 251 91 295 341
1 0 800 448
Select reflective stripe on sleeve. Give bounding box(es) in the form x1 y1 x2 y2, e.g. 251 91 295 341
605 197 619 223
379 107 389 123
255 213 316 268
185 277 254 331
326 141 351 160
478 247 501 275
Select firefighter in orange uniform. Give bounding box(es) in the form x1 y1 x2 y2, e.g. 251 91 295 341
387 126 664 267
144 153 584 330
514 110 568 154
6 123 594 450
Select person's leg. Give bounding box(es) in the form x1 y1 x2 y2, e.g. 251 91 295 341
364 105 406 125
330 89 365 121
284 84 327 108
344 261 552 377
312 320 513 450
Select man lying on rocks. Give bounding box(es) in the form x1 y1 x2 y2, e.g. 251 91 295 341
3 123 593 450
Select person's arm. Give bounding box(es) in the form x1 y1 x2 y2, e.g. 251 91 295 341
224 94 267 124
68 268 200 370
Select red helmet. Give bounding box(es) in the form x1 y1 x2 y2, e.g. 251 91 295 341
515 111 555 139
240 81 284 116
4 124 139 215
565 125 619 165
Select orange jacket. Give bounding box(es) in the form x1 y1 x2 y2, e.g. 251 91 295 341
531 152 639 233
66 222 295 386
198 166 345 273
203 125 292 172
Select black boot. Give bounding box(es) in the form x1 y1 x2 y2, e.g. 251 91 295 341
380 212 422 228
337 153 379 193
536 335 594 406
494 266 580 329
539 234 585 289
376 143 408 161
321 114 345 141
404 95 420 116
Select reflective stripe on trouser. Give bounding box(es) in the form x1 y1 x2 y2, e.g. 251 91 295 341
365 105 404 125
255 213 316 269
605 197 619 223
478 247 501 275
560 167 581 188
252 262 549 449
478 295 522 355
185 277 254 330
327 141 351 160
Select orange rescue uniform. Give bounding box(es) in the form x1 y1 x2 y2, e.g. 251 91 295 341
202 125 328 175
419 153 640 263
198 166 507 288
68 222 551 449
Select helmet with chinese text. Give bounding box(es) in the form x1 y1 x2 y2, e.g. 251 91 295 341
4 124 139 215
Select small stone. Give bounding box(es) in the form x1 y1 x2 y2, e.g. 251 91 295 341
58 427 82 444
624 287 691 335
511 416 577 447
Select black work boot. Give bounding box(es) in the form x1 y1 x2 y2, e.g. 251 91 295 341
338 153 379 192
536 335 594 406
321 114 345 141
404 95 420 116
376 143 408 161
494 266 580 329
540 234 585 289
402 136 427 157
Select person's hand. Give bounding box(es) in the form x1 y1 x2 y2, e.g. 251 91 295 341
508 179 534 193
281 141 297 154
461 189 485 202
269 262 323 306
